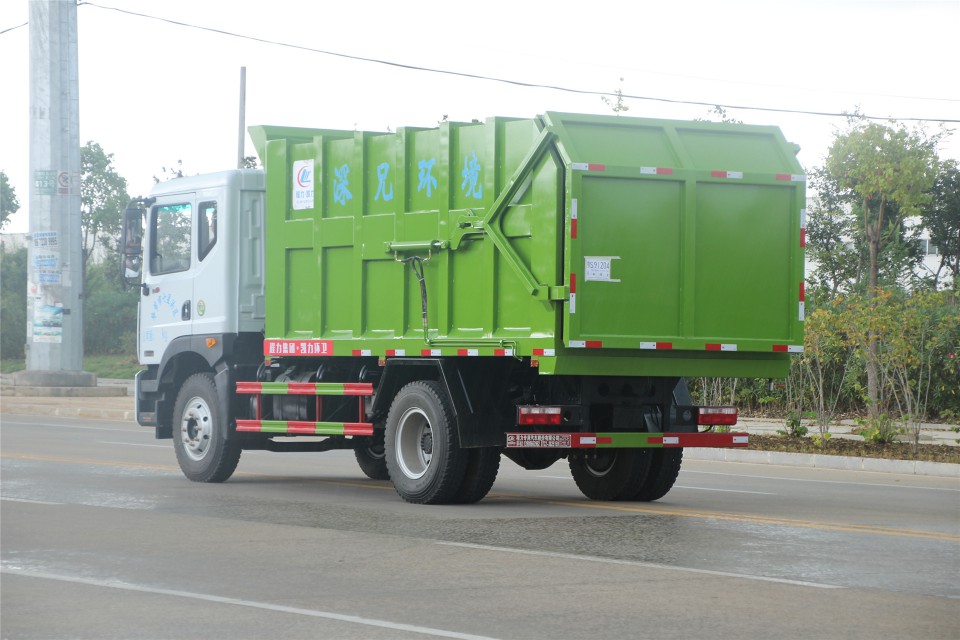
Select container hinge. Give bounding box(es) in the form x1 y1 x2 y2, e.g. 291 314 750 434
548 286 569 301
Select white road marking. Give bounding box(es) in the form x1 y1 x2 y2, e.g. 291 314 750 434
437 542 843 590
1 497 63 506
2 568 501 640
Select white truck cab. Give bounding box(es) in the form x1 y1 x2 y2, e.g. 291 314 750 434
121 170 265 436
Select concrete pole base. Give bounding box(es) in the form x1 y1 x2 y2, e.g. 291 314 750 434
13 369 97 388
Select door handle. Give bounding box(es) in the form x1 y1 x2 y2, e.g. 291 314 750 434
182 300 191 321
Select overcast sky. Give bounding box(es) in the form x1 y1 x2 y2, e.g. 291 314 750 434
1 0 958 234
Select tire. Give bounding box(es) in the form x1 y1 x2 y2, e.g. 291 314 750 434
450 447 501 504
569 449 652 501
172 372 241 483
385 380 468 504
354 430 389 480
628 449 683 501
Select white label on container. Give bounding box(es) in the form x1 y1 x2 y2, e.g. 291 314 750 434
584 256 620 282
292 160 314 210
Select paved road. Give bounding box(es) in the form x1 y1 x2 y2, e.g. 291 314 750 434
2 413 958 639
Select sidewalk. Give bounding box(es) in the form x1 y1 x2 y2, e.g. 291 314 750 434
1 377 957 478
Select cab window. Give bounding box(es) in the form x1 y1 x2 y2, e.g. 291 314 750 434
198 201 217 261
151 203 192 275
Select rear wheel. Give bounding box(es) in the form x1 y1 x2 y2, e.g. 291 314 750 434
627 449 683 501
450 447 501 504
173 373 241 483
385 381 467 504
569 449 652 501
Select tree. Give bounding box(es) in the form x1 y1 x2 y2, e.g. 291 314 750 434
1 170 20 230
81 142 129 278
0 245 28 359
822 117 939 415
921 159 960 288
153 159 187 183
806 167 860 297
602 78 629 115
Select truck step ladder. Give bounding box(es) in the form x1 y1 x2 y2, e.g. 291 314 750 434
234 381 374 436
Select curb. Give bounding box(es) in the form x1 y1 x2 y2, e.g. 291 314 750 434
685 448 959 478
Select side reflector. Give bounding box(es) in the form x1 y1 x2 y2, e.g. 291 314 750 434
698 406 738 426
518 406 563 426
205 338 217 349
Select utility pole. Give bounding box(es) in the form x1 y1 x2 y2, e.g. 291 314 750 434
237 66 246 169
17 0 94 387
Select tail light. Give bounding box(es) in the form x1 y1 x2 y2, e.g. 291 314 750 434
698 406 738 426
517 406 563 426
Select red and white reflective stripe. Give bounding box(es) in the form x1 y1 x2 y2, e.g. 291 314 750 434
705 343 738 351
800 209 807 248
571 162 606 171
639 342 673 350
776 173 806 182
457 349 479 356
773 345 804 353
569 273 577 314
351 349 372 356
569 340 603 349
421 349 442 356
640 166 673 175
711 170 743 179
494 348 514 357
385 349 406 357
799 281 806 321
571 199 578 239
533 348 556 357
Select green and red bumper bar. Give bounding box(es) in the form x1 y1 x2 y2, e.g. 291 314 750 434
234 381 374 436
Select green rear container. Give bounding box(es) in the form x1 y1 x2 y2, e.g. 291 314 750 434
249 112 805 378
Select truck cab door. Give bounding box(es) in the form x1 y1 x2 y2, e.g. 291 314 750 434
139 197 195 364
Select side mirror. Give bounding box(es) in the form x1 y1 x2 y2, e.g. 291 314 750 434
120 200 145 288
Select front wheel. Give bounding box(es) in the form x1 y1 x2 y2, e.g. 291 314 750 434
385 380 467 504
173 373 241 483
569 449 652 501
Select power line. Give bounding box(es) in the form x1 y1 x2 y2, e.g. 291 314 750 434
11 2 960 124
0 21 27 36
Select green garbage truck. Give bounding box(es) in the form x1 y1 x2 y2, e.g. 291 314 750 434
121 111 805 504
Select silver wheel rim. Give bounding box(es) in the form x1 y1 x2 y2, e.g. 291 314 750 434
396 407 432 480
180 395 213 462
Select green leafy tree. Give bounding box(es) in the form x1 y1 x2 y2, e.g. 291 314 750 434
807 167 860 297
0 245 28 359
1 170 20 230
823 117 939 415
81 142 130 277
921 159 960 288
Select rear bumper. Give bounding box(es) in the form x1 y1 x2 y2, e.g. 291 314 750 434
505 432 748 449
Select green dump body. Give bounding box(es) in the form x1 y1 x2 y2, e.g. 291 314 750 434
249 112 805 378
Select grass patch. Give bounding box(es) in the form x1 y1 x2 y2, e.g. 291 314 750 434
1 353 142 379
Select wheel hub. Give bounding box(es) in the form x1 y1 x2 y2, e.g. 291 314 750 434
180 397 213 462
396 407 433 480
